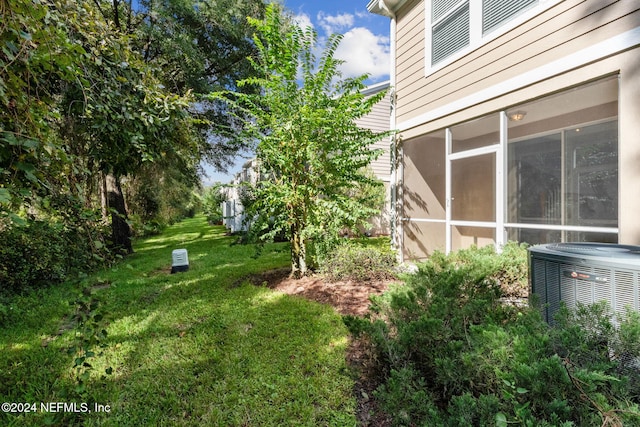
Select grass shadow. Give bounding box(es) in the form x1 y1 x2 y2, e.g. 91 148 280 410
0 216 357 426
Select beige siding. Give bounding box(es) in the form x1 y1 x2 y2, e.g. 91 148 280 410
395 0 426 122
395 0 640 129
355 88 392 181
384 0 640 258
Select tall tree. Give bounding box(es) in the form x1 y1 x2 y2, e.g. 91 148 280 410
42 0 196 252
2 0 264 253
111 0 266 171
212 5 393 277
0 0 81 221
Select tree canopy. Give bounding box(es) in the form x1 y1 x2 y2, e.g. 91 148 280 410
1 0 266 289
212 4 393 277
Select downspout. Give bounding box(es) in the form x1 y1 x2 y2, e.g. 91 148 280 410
378 0 401 262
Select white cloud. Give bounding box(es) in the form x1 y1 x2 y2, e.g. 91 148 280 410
317 12 354 34
334 27 390 80
293 13 314 30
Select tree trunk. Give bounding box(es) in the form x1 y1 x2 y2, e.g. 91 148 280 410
290 222 307 278
105 173 133 254
100 171 108 220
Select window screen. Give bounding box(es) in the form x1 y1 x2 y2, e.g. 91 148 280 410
482 0 537 34
432 0 462 21
432 1 470 65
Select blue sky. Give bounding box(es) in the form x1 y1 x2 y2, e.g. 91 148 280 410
202 0 392 185
280 0 391 83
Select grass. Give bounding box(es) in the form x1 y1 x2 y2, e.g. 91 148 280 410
0 216 357 426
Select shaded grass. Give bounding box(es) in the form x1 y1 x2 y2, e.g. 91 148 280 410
0 216 356 426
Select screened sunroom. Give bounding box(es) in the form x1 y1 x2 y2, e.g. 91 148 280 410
401 76 619 260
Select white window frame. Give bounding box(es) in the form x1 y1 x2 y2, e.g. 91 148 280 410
401 111 618 255
504 116 619 241
425 0 562 76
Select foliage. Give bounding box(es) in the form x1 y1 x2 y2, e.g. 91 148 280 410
319 240 397 282
125 162 202 235
343 167 387 235
2 0 262 276
211 4 394 277
201 183 228 225
66 290 113 398
129 0 267 171
0 216 111 296
1 0 79 218
346 243 640 426
1 0 197 251
0 217 357 426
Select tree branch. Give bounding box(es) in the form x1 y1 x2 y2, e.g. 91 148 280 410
112 0 120 29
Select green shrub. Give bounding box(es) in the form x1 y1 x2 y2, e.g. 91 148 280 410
0 219 111 296
0 221 68 294
128 214 167 237
202 184 227 225
319 241 396 282
347 243 640 426
0 295 10 326
374 367 442 426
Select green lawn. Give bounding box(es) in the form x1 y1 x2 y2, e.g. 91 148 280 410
0 217 357 426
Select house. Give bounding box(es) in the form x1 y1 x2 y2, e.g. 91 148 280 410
223 80 393 235
355 80 393 236
221 158 260 233
368 0 640 261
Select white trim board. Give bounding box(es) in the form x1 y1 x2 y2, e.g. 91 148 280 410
398 26 640 132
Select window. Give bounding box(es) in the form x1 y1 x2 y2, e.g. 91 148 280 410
428 0 540 67
482 0 537 34
432 1 470 65
508 122 618 244
400 77 619 260
506 77 619 245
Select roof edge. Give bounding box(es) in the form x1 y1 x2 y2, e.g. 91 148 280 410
366 0 407 17
361 79 390 96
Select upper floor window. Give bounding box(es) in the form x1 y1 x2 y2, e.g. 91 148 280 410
430 0 538 67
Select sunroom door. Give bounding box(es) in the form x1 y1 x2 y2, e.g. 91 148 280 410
447 114 503 252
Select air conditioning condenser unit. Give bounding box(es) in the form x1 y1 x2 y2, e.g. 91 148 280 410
529 243 640 325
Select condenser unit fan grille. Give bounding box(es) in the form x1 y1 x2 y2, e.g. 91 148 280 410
529 243 640 325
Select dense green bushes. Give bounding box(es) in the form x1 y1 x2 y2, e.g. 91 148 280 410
201 184 227 226
0 218 111 296
346 243 640 426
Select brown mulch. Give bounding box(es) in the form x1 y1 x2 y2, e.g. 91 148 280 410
242 267 396 426
241 267 393 316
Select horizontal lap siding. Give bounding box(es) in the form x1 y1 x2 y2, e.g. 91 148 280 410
396 0 426 121
394 0 640 128
355 90 392 180
396 0 425 64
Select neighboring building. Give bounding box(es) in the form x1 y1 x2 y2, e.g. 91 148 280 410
221 158 260 233
223 80 392 235
355 80 392 235
368 0 640 261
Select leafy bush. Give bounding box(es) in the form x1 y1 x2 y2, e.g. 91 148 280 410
319 240 396 282
201 184 227 225
0 294 10 327
0 219 111 296
346 243 640 426
0 221 68 294
128 214 166 237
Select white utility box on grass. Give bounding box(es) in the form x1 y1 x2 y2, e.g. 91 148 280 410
171 249 189 273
